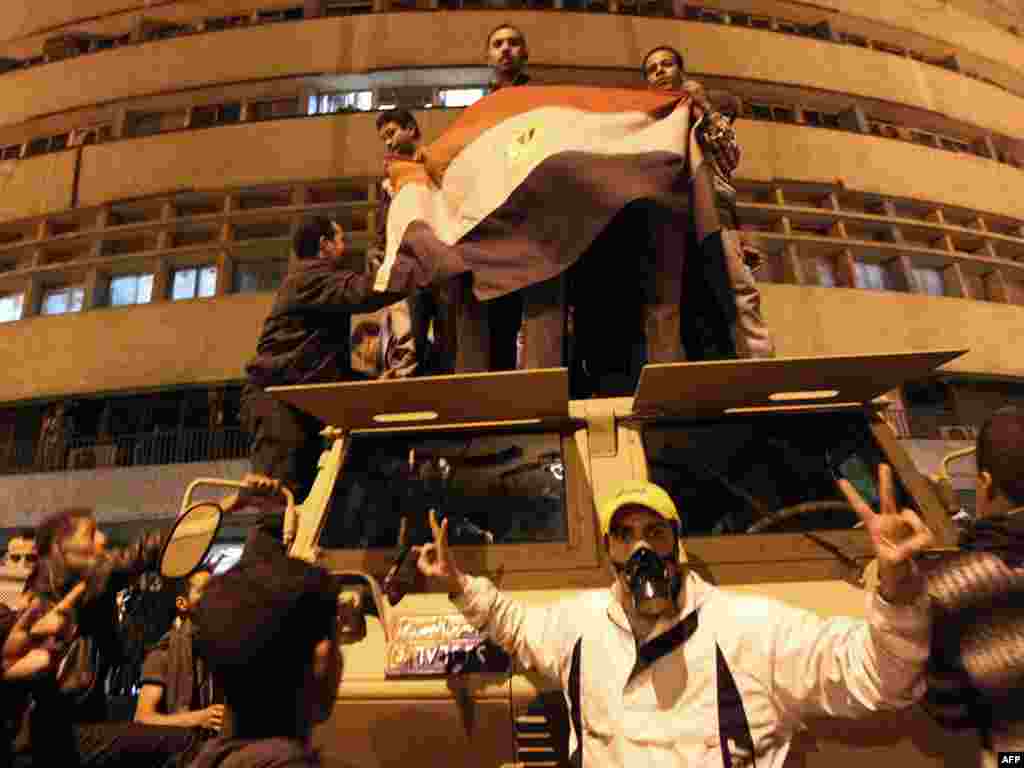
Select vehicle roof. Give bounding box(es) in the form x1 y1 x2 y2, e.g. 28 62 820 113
269 349 966 432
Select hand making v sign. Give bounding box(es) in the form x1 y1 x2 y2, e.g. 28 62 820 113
838 463 935 605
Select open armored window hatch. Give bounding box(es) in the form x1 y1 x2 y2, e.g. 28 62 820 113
268 367 571 432
631 349 966 419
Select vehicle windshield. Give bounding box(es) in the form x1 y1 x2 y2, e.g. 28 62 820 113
319 428 567 549
643 410 911 536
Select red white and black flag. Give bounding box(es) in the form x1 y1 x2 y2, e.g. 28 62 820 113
375 85 737 359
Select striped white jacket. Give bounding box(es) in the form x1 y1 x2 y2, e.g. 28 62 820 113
454 571 930 768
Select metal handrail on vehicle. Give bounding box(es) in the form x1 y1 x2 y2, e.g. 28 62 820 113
180 478 299 552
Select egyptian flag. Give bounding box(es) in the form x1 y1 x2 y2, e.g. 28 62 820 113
374 86 738 358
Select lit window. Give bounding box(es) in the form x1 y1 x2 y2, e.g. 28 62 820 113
854 261 891 291
439 88 486 108
234 259 289 293
110 274 154 306
172 266 218 300
913 267 945 297
316 91 373 115
0 293 24 323
42 286 85 315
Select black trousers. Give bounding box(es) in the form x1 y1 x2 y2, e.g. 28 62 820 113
240 382 325 500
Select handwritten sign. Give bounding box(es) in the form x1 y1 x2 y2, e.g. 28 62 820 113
386 615 511 677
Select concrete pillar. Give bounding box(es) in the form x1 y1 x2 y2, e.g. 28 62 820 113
215 251 234 296
781 243 805 285
151 257 170 302
837 248 858 288
984 268 1010 303
83 267 109 309
22 274 42 317
943 262 969 298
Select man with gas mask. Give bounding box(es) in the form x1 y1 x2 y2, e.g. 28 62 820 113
419 473 935 767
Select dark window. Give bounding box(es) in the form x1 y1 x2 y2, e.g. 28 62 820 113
94 38 116 51
750 15 772 28
221 102 242 123
256 7 304 23
821 113 840 129
319 429 568 549
776 20 798 34
748 104 772 121
844 33 868 47
940 138 967 153
1 146 21 160
731 12 750 26
644 411 910 536
205 15 249 31
250 98 299 121
190 106 219 129
911 131 936 147
50 134 69 151
803 111 822 127
771 106 796 123
25 138 50 156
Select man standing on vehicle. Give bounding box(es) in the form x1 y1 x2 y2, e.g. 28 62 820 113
241 216 407 501
419 467 935 766
643 45 775 360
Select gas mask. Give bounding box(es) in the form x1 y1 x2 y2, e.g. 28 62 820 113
618 547 682 617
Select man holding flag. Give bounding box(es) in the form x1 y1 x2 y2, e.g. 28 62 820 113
374 81 740 389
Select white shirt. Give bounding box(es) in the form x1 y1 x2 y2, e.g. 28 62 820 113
455 571 930 768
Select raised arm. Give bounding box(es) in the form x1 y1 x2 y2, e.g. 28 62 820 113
771 464 934 724
417 511 576 683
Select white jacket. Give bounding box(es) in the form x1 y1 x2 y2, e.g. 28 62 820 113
454 571 931 768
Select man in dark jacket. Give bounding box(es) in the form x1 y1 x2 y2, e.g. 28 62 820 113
924 407 1024 766
16 508 198 767
241 216 406 500
189 539 343 768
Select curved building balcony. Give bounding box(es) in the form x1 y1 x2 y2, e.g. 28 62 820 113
0 10 1022 142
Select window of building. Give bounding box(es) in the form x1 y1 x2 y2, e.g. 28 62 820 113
191 103 242 129
911 131 937 147
205 15 249 31
234 258 289 293
0 293 23 323
150 24 194 40
109 274 154 306
318 428 568 549
770 106 796 123
802 110 822 127
843 33 868 47
913 267 945 296
855 260 893 291
256 7 304 23
41 286 85 316
939 137 969 153
314 91 373 115
24 134 67 157
776 20 798 34
730 12 751 26
171 266 218 300
250 98 300 121
324 0 373 14
810 254 837 287
439 87 486 108
0 145 20 161
747 103 772 121
821 112 841 129
750 15 772 29
697 8 727 22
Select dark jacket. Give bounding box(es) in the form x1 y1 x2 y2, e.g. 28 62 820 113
139 618 214 716
24 529 165 724
923 510 1024 732
190 736 320 768
245 256 405 390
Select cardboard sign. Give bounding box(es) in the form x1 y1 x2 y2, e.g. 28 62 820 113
386 615 511 677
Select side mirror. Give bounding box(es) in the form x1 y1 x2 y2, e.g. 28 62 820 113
337 588 369 645
160 502 223 579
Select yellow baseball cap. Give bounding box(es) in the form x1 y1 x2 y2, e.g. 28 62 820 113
598 482 681 538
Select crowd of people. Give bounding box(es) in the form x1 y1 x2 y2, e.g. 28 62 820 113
1 19 1022 768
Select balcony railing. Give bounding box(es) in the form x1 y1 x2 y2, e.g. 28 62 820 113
0 427 248 476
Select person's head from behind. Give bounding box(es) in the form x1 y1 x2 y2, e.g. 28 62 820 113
36 508 102 577
975 407 1024 519
293 216 344 262
375 109 421 157
194 556 342 740
487 23 528 80
599 482 685 620
175 567 213 620
5 528 37 570
642 45 686 92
